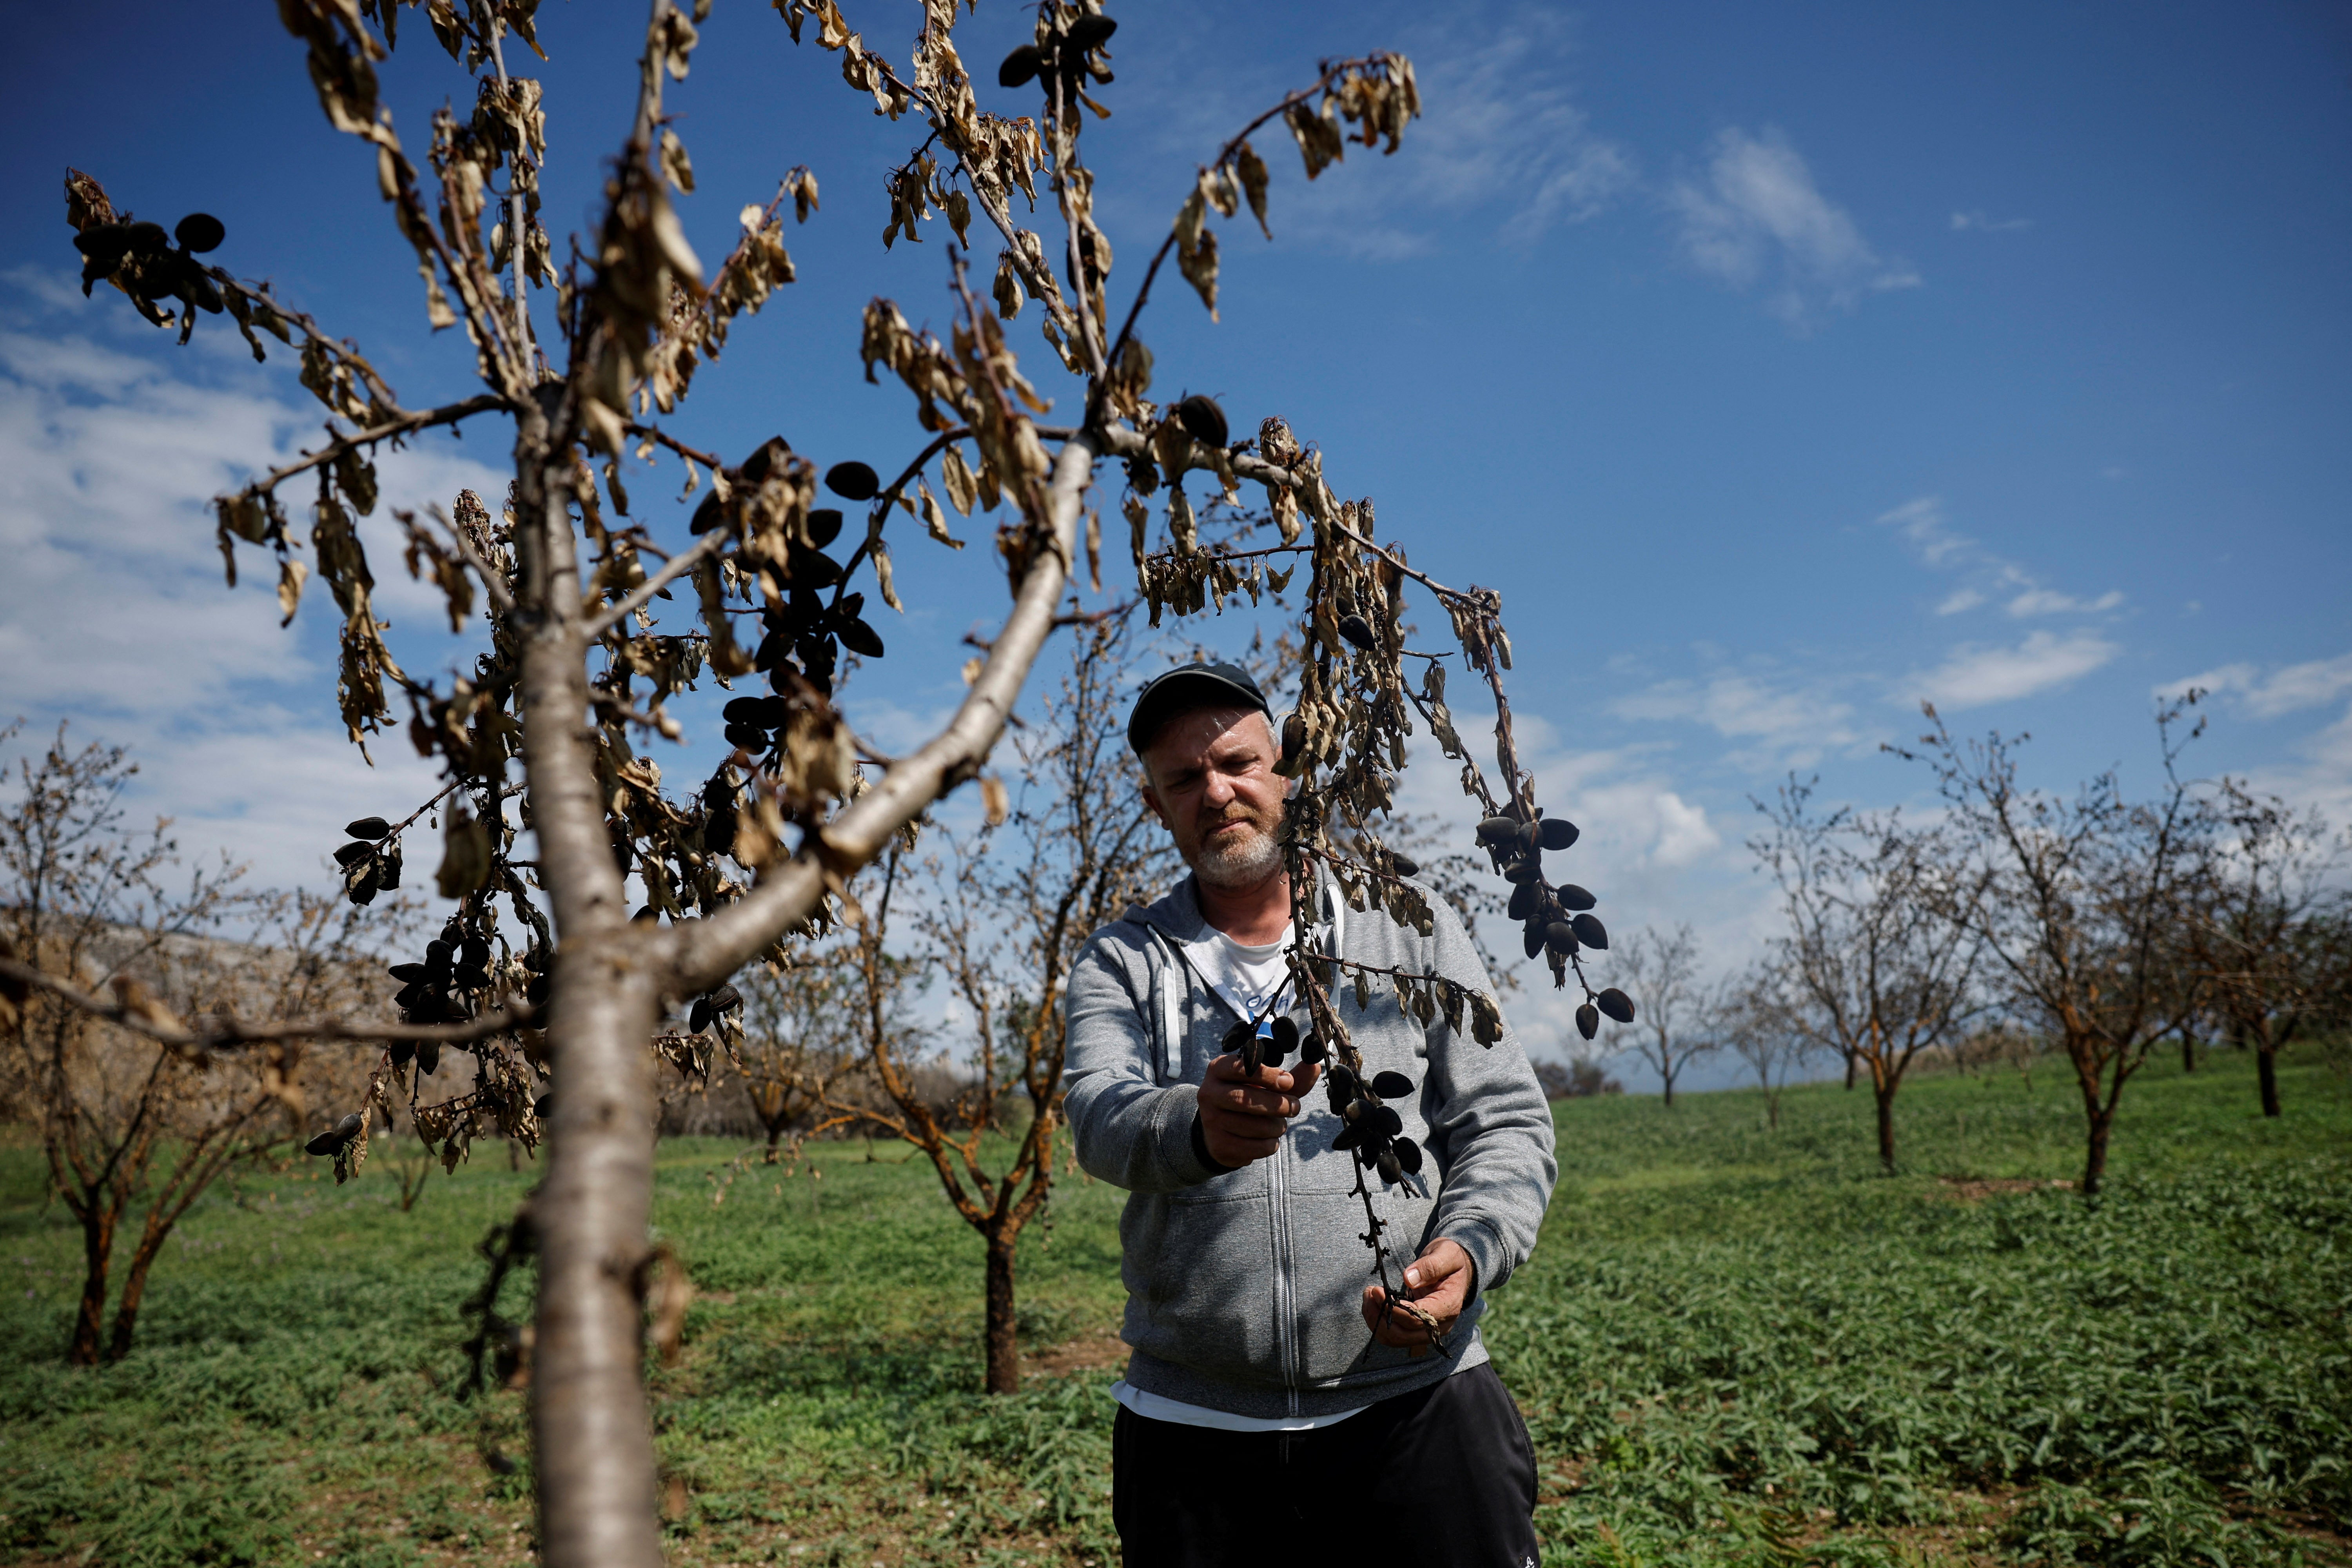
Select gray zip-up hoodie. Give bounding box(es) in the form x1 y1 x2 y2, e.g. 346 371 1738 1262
1062 871 1558 1419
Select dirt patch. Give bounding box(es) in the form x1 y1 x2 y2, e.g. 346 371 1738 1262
1025 1332 1129 1378
1937 1176 2075 1202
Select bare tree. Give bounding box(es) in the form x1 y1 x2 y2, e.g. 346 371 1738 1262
844 611 1177 1392
14 3 1641 1557
0 728 385 1363
1750 777 1983 1171
1608 924 1715 1107
2187 782 2348 1117
732 952 876 1161
1721 966 1820 1131
1893 701 2210 1195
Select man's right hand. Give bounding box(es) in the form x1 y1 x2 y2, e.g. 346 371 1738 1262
1196 1053 1321 1168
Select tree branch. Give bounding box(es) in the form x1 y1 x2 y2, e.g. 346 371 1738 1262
666 431 1099 996
231 394 512 504
0 956 537 1052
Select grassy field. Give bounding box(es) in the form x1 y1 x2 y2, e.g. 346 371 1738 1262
3 1047 2347 1568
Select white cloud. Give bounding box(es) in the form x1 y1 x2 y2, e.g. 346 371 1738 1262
1877 495 1969 566
2161 653 2352 720
0 278 505 898
1669 126 1919 326
2006 587 2123 617
1904 630 2120 710
1950 210 2031 233
1125 7 1633 262
1874 494 2124 623
1610 669 1862 771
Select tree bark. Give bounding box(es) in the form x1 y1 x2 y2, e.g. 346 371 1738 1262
2257 1047 2280 1118
1874 1081 1898 1174
69 1202 114 1367
1843 1049 1857 1091
106 1224 171 1362
516 413 666 1568
2180 1033 2196 1074
984 1230 1020 1395
1660 1062 1676 1109
2081 1104 2112 1197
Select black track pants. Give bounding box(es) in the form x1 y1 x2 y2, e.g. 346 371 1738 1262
1111 1362 1541 1568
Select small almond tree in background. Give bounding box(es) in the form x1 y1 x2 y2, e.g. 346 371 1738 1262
841 610 1178 1394
1749 775 1982 1171
733 952 873 1162
1895 701 2210 1196
2187 780 2347 1118
1608 924 1716 1108
0 727 387 1363
1721 966 1820 1131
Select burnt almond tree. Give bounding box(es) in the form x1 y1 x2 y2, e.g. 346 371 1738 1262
9 2 1637 1561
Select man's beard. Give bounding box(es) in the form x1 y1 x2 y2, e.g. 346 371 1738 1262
1191 806 1286 890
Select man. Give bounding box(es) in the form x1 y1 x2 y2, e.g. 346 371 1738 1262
1063 660 1557 1566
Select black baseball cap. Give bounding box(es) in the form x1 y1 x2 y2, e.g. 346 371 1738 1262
1126 662 1270 755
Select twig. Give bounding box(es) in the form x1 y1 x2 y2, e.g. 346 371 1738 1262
234 394 512 502
0 956 539 1052
583 531 723 640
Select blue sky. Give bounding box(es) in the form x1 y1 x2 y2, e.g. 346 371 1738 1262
3 1 2347 1084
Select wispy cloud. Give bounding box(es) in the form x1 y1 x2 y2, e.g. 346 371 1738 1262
1903 629 2120 710
1950 210 2032 233
2160 653 2352 720
1873 495 2126 624
1668 126 1919 327
2006 587 2123 617
1121 5 1633 263
1610 668 1863 772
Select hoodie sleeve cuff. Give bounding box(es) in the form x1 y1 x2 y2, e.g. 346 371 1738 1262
1156 1084 1224 1187
1439 1217 1505 1301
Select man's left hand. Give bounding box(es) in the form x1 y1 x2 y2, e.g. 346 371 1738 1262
1361 1238 1475 1357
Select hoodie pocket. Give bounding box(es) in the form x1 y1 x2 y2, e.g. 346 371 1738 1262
1122 1189 1284 1387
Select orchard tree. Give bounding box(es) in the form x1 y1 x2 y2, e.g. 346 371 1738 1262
840 609 1179 1393
1895 701 2209 1195
1608 924 1713 1107
2187 781 2347 1117
1750 775 1982 1171
0 728 386 1364
11 2 1637 1562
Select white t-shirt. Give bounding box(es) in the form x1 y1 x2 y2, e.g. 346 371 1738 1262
1183 926 1293 1024
1125 918 1368 1432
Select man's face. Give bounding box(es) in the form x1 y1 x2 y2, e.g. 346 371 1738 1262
1140 706 1288 890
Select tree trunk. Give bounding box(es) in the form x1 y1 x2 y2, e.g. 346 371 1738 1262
516 425 668 1568
1874 1081 1898 1174
2257 1047 2280 1118
69 1201 114 1367
2081 1105 2112 1197
763 1124 782 1165
1660 1063 1675 1109
106 1225 169 1362
2180 1033 2196 1074
984 1230 1020 1396
530 949 665 1568
1843 1049 1857 1091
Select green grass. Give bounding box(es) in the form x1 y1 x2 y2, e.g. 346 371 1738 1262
2 1047 2347 1567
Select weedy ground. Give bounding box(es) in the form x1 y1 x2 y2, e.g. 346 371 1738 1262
2 1047 2347 1568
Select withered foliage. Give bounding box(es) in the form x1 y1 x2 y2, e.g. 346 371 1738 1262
38 1 1628 1556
